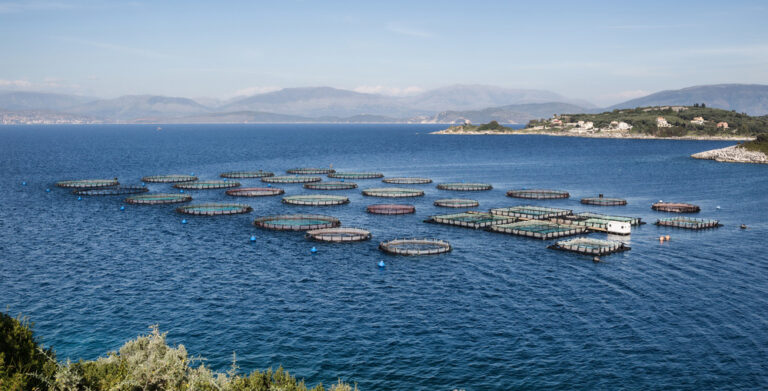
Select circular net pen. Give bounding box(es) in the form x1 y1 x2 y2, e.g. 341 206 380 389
282 195 350 206
548 238 630 256
254 214 341 231
74 185 148 196
379 238 452 256
220 170 274 179
173 180 240 190
226 187 284 197
328 172 384 180
286 168 335 175
366 204 415 215
55 179 119 189
437 183 493 191
362 187 424 198
176 203 253 216
507 189 570 199
305 228 372 242
651 202 700 213
434 198 479 208
141 175 198 183
304 181 357 190
581 196 627 206
263 175 322 184
125 193 192 205
382 177 432 184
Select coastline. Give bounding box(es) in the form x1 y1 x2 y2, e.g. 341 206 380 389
691 144 768 164
430 128 754 141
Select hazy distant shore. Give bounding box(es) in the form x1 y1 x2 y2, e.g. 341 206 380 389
430 128 754 141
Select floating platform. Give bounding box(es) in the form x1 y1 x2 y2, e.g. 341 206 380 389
366 204 415 215
125 193 192 205
581 196 627 206
433 198 479 208
141 175 198 183
176 203 253 216
328 172 383 179
226 187 284 197
437 182 493 191
305 227 372 242
489 220 587 240
73 185 148 196
362 187 424 198
220 170 274 179
655 217 720 229
427 212 517 229
282 194 350 206
379 238 452 256
286 168 335 175
651 202 700 213
548 238 630 256
55 179 118 189
549 215 633 234
506 189 570 199
173 180 240 190
574 212 643 226
263 175 322 184
490 205 572 220
304 181 357 190
382 177 432 184
254 214 341 231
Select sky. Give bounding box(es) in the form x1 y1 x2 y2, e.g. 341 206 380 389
0 0 767 106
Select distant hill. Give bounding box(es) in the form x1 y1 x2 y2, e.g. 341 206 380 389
423 102 590 124
0 91 93 111
69 95 211 121
402 84 593 111
610 84 768 116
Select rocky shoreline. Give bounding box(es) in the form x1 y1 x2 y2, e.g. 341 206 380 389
691 145 768 164
431 128 754 141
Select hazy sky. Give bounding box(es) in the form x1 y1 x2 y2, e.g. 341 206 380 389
1 0 766 105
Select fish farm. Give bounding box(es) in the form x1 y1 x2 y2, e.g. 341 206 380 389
362 187 425 198
581 195 627 206
286 168 335 175
548 238 631 256
141 174 198 183
437 182 493 191
173 180 241 190
328 172 384 179
220 170 274 179
254 214 341 231
282 195 350 206
427 212 517 229
382 177 433 184
305 227 372 242
226 187 284 197
433 198 479 208
262 175 322 184
651 202 701 213
176 203 253 216
506 189 570 199
366 204 416 215
489 220 587 239
124 193 192 205
574 212 643 226
655 217 721 229
304 181 358 190
550 215 629 233
379 238 452 256
55 179 119 189
73 185 148 196
490 205 572 220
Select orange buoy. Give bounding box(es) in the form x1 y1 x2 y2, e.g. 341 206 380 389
665 235 670 240
659 236 665 243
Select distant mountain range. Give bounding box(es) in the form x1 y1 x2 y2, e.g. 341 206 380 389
1 83 767 125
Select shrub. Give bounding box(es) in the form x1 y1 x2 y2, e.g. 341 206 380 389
0 313 57 391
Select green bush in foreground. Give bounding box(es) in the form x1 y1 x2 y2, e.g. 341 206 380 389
1 313 355 391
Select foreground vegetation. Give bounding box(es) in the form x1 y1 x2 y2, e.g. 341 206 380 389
1 313 354 391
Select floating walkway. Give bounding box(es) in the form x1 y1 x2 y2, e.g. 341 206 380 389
282 195 350 206
490 205 572 220
173 180 240 190
506 189 569 199
548 238 630 256
366 204 415 215
220 170 274 179
262 175 322 184
581 195 627 206
55 179 118 189
286 168 335 175
362 187 424 198
125 193 192 205
254 214 341 231
427 212 517 229
489 220 586 239
433 198 479 208
73 185 147 196
176 203 252 216
382 177 432 184
226 187 284 197
141 175 197 183
437 182 493 191
329 172 383 179
549 215 631 234
304 181 357 190
655 217 720 229
651 202 701 213
305 227 372 242
379 238 452 256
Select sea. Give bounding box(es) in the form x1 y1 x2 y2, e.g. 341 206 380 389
1 124 766 390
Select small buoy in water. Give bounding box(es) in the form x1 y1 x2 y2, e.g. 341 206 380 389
665 235 670 240
181 219 187 224
740 224 747 229
250 235 256 242
340 178 345 182
378 260 386 268
659 236 665 243
45 188 50 192
77 196 82 201
716 206 721 210
120 206 125 211
179 189 184 193
22 181 27 186
190 172 195 176
141 182 146 186
267 184 272 188
593 256 600 263
311 246 317 253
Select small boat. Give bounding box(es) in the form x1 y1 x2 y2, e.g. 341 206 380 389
156 127 162 131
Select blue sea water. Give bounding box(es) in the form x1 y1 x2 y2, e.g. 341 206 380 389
1 124 767 390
